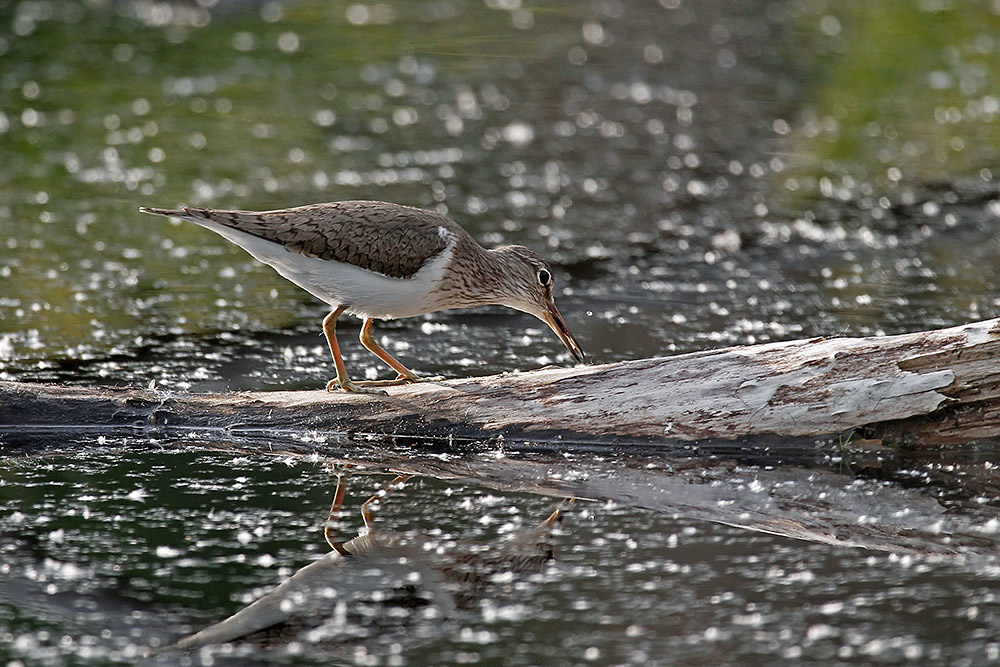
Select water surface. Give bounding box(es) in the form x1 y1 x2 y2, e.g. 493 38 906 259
2 0 1000 664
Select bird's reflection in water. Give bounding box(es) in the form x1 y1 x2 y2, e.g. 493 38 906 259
171 472 569 653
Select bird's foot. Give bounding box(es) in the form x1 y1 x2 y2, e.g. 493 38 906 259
325 373 444 392
379 372 446 385
399 374 445 383
353 370 444 386
325 378 389 395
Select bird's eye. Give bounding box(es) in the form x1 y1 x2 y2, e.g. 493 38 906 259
537 269 551 286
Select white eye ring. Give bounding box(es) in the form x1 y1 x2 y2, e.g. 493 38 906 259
537 269 551 286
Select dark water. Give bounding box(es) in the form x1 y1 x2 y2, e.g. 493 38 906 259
2 0 1000 664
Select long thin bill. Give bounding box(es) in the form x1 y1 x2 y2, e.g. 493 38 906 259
543 300 586 363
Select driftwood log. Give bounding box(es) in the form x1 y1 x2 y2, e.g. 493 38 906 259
2 317 1000 448
3 320 999 562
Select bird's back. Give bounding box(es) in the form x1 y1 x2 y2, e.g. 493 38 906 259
158 201 463 279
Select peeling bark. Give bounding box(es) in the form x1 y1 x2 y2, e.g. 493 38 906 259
2 318 1000 448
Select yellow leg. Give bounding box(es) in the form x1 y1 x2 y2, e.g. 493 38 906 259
359 318 421 383
322 307 386 394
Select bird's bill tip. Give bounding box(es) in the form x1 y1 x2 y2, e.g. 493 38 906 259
543 301 585 364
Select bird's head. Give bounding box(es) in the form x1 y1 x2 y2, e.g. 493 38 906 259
490 245 585 363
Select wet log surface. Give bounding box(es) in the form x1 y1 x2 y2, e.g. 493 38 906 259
3 320 1000 564
3 317 1000 448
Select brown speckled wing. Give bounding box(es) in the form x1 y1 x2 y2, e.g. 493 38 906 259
181 201 456 279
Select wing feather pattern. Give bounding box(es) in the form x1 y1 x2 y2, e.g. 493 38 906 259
142 201 456 279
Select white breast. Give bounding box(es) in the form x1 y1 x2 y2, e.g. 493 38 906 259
186 219 457 320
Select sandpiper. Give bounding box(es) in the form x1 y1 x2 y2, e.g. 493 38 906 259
140 200 584 393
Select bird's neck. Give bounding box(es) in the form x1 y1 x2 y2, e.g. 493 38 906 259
432 238 511 309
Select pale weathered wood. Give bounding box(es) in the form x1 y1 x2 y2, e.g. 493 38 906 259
2 318 1000 447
